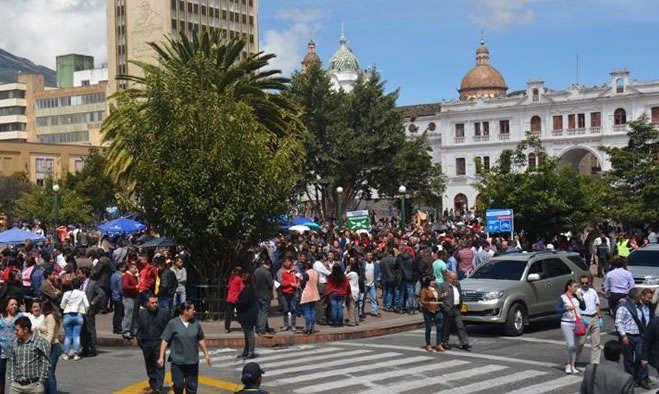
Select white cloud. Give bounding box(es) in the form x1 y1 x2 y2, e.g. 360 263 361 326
469 0 535 31
0 0 106 69
261 8 328 76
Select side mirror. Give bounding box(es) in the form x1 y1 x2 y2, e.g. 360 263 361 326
527 273 541 282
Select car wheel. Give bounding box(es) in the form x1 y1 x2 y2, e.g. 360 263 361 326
504 303 525 336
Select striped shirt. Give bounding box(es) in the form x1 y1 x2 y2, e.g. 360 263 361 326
7 333 50 383
615 303 641 336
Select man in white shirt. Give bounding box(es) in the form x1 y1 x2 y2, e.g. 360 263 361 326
313 257 331 325
576 275 601 364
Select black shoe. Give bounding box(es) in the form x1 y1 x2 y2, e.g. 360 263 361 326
237 353 247 359
461 344 472 352
245 353 259 359
442 343 451 350
636 381 651 390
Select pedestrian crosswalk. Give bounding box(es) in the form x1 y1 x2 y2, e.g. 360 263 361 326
206 343 589 393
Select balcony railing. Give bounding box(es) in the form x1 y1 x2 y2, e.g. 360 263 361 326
473 135 491 142
498 133 510 141
613 124 627 132
567 128 577 136
576 128 586 135
552 129 563 136
454 136 465 144
589 127 601 134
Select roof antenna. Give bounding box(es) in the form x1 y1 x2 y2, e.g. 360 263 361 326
480 30 484 45
576 54 580 86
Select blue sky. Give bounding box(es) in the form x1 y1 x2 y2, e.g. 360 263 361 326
260 0 659 106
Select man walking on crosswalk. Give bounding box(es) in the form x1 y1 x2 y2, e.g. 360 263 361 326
438 271 471 351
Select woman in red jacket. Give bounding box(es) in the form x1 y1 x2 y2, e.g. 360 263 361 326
326 264 350 327
225 266 243 333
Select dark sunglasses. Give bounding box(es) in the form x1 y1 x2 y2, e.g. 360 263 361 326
581 282 590 285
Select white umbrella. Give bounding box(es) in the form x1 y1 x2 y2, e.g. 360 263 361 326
289 225 311 233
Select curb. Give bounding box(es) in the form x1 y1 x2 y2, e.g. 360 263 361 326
97 319 425 348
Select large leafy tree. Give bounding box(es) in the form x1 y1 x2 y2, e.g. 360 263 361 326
287 63 444 218
600 115 659 226
15 178 94 226
63 148 117 220
475 136 603 238
101 32 306 280
0 172 32 218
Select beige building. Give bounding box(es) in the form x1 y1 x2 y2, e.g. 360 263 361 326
0 141 92 186
0 80 30 141
107 0 259 92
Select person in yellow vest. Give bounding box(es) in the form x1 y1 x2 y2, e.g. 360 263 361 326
616 234 631 259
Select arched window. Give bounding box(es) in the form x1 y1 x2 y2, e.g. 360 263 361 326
532 88 539 102
454 194 468 212
530 116 542 133
528 153 537 169
616 78 624 93
614 108 627 125
537 152 546 166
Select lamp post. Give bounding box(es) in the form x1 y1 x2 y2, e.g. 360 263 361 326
336 186 343 230
398 185 407 228
52 184 60 230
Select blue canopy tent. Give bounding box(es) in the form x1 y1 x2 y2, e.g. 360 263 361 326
0 228 46 244
291 216 321 231
98 217 146 236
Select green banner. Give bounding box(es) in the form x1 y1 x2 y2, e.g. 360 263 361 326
346 215 370 230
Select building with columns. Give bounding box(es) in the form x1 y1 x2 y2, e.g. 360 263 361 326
400 38 659 213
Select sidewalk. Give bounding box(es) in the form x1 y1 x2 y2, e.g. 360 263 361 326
95 305 424 348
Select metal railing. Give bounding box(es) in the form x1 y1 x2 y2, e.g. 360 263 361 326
187 282 226 321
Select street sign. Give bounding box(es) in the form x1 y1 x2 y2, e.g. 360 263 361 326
486 209 514 234
346 210 370 230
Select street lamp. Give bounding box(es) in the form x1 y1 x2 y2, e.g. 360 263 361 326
52 184 60 229
336 186 343 230
398 185 407 228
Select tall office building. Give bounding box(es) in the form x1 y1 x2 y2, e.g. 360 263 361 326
107 0 259 92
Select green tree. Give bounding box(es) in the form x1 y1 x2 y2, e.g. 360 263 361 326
600 115 659 226
287 63 444 218
15 178 94 226
101 32 306 280
475 136 603 238
63 148 117 219
0 172 32 218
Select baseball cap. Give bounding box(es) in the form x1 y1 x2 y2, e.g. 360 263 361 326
241 362 265 385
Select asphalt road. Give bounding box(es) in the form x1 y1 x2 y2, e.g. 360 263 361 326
55 313 659 394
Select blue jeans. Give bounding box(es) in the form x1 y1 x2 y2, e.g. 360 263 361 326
383 283 400 310
63 313 83 354
302 302 316 331
329 293 345 326
398 281 416 312
256 298 270 334
46 343 62 394
623 334 648 383
423 311 442 346
281 293 297 328
364 285 378 314
158 298 173 313
174 290 186 309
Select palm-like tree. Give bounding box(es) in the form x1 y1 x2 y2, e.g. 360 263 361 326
102 30 303 190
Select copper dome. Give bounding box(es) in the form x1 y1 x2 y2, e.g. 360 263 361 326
301 40 321 71
459 39 507 100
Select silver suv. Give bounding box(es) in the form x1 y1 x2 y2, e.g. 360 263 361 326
625 245 659 290
460 251 590 336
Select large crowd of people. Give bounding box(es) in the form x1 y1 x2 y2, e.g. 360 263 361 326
0 211 656 393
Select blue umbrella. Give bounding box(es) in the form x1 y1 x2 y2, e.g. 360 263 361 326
292 216 321 231
0 228 46 244
98 217 146 235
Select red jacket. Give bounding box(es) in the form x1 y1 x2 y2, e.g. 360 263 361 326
226 274 244 303
280 270 299 295
326 277 350 297
121 273 139 298
138 264 158 293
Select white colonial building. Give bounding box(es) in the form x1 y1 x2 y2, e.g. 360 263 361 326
400 38 659 213
302 29 363 93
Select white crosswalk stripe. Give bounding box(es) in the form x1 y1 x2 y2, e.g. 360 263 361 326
269 354 432 385
355 364 508 394
211 347 344 366
246 349 374 370
434 370 549 394
505 375 583 394
210 345 319 363
267 352 409 380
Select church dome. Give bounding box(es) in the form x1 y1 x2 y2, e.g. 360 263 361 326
301 40 321 71
459 38 507 101
328 31 360 73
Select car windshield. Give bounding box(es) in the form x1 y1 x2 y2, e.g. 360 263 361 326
470 260 528 281
628 250 659 267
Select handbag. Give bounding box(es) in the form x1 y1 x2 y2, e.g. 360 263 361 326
569 296 587 336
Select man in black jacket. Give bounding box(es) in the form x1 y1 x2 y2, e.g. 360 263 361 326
92 249 113 313
156 257 177 314
137 294 170 394
79 267 106 357
438 271 471 351
397 250 417 314
379 249 399 312
254 260 274 336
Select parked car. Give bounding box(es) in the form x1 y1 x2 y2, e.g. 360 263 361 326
624 244 659 290
460 251 590 336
